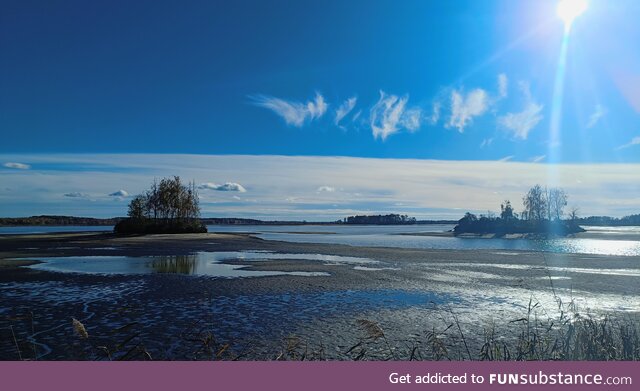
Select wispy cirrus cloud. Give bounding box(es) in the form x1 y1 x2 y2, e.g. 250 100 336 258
530 155 546 163
428 102 441 125
480 138 493 148
401 108 422 131
446 88 489 132
499 155 515 162
198 182 247 192
498 73 508 99
586 104 607 129
370 91 422 140
497 82 543 140
250 93 327 127
615 136 640 150
3 162 31 170
334 97 357 127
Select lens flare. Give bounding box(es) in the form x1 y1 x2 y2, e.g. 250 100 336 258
557 0 588 30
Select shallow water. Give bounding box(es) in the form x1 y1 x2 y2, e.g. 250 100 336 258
201 224 640 256
255 230 640 256
3 224 640 256
23 251 375 278
3 245 638 359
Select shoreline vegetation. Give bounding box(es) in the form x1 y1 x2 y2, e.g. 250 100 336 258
62 301 640 361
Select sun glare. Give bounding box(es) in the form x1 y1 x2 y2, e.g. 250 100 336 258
557 0 588 30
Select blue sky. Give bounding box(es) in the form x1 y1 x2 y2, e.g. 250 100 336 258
1 0 639 219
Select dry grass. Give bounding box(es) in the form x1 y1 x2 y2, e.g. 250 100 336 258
72 318 88 339
4 292 639 361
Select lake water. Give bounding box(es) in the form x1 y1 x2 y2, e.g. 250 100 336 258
207 224 640 256
2 224 640 256
24 251 376 277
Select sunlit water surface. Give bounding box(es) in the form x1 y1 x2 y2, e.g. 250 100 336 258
23 251 377 278
2 224 640 256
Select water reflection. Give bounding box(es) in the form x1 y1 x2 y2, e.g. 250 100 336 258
149 255 198 274
24 251 374 278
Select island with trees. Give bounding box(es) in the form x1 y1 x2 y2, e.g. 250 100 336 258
453 184 585 237
114 176 207 234
338 214 418 225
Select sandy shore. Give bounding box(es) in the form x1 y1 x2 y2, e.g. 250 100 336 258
1 232 639 360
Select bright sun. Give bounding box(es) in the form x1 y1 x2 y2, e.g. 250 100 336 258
557 0 588 29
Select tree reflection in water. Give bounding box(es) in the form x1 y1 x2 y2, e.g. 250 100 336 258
149 255 198 274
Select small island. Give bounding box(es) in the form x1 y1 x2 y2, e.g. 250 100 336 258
114 176 207 234
453 184 585 237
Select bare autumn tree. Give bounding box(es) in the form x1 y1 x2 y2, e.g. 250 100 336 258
120 176 203 234
523 185 568 221
547 188 568 220
523 184 547 220
568 206 579 222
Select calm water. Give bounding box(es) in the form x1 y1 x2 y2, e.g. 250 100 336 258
208 224 640 256
2 224 640 256
25 251 375 277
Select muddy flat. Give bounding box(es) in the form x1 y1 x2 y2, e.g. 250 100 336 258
1 232 638 360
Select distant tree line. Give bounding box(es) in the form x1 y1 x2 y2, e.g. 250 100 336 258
577 214 640 226
0 215 123 226
114 176 207 234
202 218 310 225
454 185 585 236
338 214 418 225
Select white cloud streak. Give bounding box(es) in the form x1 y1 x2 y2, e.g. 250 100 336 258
317 186 335 192
498 73 508 99
370 91 423 140
334 97 357 127
3 162 31 170
497 82 543 140
615 136 640 150
251 93 327 127
586 104 608 129
530 155 546 163
447 89 489 132
401 108 422 132
429 102 441 125
198 182 247 192
480 138 493 148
